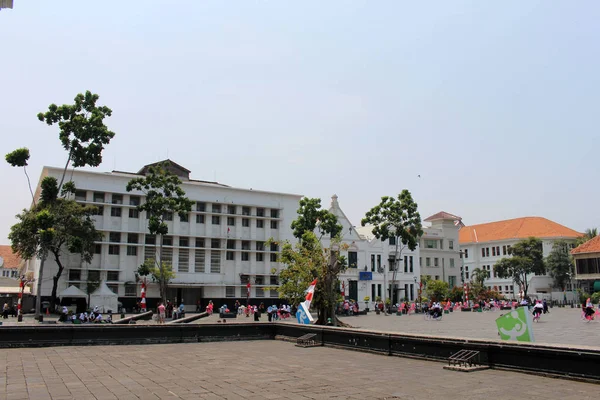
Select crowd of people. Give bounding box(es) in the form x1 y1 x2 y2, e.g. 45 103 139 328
60 306 112 324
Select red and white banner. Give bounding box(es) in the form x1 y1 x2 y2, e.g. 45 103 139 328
299 279 317 323
247 282 251 298
140 278 147 312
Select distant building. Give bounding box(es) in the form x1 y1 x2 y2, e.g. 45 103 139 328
571 235 600 294
0 245 21 280
459 217 582 298
419 212 462 288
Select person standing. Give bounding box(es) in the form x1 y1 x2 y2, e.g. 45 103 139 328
543 299 549 314
2 303 9 319
158 302 166 324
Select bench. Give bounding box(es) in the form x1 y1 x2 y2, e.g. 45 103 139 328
296 333 319 348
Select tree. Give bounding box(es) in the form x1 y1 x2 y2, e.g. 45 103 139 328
546 240 574 290
37 90 115 190
290 197 342 239
5 148 35 204
448 286 463 302
494 237 545 299
426 280 449 302
361 190 423 305
9 177 100 306
138 258 176 289
575 228 598 247
471 267 489 287
127 163 192 303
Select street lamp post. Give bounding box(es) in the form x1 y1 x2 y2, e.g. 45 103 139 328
459 250 466 304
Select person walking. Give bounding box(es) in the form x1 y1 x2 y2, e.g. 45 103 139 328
2 303 9 319
157 302 166 324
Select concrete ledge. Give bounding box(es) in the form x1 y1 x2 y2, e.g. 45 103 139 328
167 312 209 324
113 311 154 325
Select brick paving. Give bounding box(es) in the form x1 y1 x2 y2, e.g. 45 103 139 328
0 341 599 399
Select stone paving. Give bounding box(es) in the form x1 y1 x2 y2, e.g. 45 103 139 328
1 341 599 400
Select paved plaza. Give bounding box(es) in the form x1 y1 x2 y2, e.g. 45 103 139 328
1 341 599 400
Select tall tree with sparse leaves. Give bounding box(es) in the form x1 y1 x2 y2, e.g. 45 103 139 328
361 190 423 305
290 197 342 240
494 237 545 299
127 163 193 303
5 148 35 205
546 240 574 290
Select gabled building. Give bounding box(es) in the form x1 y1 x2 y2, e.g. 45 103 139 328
420 212 462 288
571 235 600 293
459 217 582 298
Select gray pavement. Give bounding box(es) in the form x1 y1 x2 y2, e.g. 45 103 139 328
1 341 599 400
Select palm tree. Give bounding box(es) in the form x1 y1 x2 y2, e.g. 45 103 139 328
471 268 489 286
576 228 598 246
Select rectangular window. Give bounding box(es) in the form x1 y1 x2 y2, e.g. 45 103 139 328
410 283 414 301
257 219 264 228
449 240 454 250
125 284 137 297
227 240 236 250
409 256 414 273
88 270 100 281
426 257 431 267
435 275 440 281
439 240 444 250
270 209 279 218
424 239 437 249
107 271 119 281
196 214 205 224
256 241 264 251
94 244 102 254
226 251 234 261
210 251 221 273
227 205 236 215
404 256 408 273
145 235 156 245
496 246 500 256
212 204 221 213
180 213 189 223
127 246 137 256
242 206 250 216
434 257 439 267
377 284 382 298
270 243 278 252
242 241 250 250
482 248 486 257
129 209 139 219
194 250 205 272
371 254 375 271
109 232 120 243
94 205 104 216
348 252 358 268
449 258 455 268
256 288 265 298
241 252 249 261
270 253 277 262
212 215 220 225
256 252 264 262
502 245 507 255
127 233 138 244
163 212 173 221
226 286 235 298
270 220 278 229
75 190 86 201
129 196 140 206
377 255 381 271
242 218 250 227
179 237 189 247
211 239 220 249
492 247 496 257
195 238 205 247
196 202 206 212
270 289 278 297
108 245 120 255
389 237 396 245
162 236 173 246
110 207 122 217
485 247 489 257
464 249 468 259
144 246 155 261
68 270 81 281
178 249 189 272
371 284 376 300
256 208 265 217
111 194 123 204
93 192 105 203
227 217 235 226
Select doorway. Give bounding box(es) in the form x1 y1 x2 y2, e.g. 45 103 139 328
348 280 358 302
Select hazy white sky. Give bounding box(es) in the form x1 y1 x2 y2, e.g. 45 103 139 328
1 1 599 244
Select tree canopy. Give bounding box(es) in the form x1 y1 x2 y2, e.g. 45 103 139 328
426 280 449 302
494 237 545 299
546 240 574 290
290 197 342 239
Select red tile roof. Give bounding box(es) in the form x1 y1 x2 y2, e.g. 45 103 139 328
0 245 22 269
459 217 582 244
571 235 600 255
424 211 461 222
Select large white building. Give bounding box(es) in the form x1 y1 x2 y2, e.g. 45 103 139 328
419 212 462 288
459 217 582 298
31 160 302 311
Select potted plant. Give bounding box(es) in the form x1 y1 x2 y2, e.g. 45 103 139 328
363 296 370 312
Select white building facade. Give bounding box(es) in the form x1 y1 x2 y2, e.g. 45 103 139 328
30 160 302 311
459 217 582 299
419 212 462 288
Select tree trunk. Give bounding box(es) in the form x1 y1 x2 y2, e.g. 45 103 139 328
34 255 46 319
57 150 72 193
50 251 64 307
158 234 166 304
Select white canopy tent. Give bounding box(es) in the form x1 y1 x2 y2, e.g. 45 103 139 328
89 282 118 313
58 285 88 299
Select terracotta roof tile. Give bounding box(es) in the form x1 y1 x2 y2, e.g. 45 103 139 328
571 235 600 255
424 211 461 222
0 245 23 269
458 217 582 244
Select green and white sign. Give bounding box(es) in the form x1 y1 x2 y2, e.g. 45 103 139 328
495 308 535 342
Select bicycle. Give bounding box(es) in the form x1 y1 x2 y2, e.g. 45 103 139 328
424 311 443 321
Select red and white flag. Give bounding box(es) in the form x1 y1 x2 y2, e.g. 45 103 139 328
247 282 251 298
304 279 317 305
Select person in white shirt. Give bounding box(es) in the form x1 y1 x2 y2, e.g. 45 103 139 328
532 301 543 318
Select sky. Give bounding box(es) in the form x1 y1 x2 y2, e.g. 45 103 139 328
1 1 599 244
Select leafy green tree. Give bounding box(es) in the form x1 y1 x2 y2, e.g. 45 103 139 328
290 197 342 239
127 163 192 303
361 190 423 304
139 258 176 289
426 280 449 301
37 90 115 190
448 286 463 302
546 240 574 290
471 267 489 287
9 177 100 306
494 237 545 299
5 148 35 204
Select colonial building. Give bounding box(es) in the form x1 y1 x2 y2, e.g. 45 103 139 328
419 212 462 288
29 160 302 311
0 245 31 309
571 235 600 294
459 217 582 298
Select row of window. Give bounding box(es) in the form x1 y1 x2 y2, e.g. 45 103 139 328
369 283 416 301
422 239 455 250
225 286 278 298
421 257 456 268
103 234 279 251
1 269 19 278
481 245 511 258
68 269 120 282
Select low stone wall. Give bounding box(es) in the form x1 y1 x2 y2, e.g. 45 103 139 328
1 323 599 382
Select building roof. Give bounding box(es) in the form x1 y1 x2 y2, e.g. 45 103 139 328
459 217 582 244
571 235 600 255
424 211 461 222
0 245 22 269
